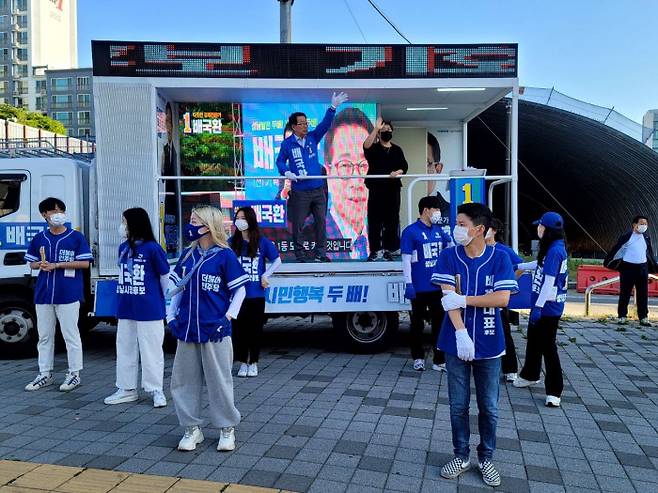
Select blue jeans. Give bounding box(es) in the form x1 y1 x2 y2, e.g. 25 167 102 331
445 353 501 462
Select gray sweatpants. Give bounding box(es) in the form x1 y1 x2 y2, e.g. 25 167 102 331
171 338 241 429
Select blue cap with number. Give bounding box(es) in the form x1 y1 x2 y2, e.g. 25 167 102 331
533 211 564 230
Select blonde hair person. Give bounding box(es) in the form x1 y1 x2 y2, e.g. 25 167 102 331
166 204 249 453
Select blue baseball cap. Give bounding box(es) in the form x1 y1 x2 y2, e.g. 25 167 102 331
533 211 564 229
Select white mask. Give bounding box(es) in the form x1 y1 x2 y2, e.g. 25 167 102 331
235 219 249 232
637 224 648 234
49 212 67 226
537 225 545 239
119 223 128 239
485 229 494 240
453 225 473 246
430 211 442 225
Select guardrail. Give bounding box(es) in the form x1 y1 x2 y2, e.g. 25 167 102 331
584 274 658 316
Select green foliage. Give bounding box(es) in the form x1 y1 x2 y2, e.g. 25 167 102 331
0 103 67 134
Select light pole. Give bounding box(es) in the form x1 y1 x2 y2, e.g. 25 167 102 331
278 0 294 43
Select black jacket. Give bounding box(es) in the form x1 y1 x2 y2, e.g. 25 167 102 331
604 231 657 273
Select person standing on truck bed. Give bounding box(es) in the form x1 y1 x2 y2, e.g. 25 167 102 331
363 117 408 262
104 208 170 408
400 196 452 372
23 197 93 392
230 206 281 378
276 91 349 262
166 205 248 453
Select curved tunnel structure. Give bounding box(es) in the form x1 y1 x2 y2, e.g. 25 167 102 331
468 100 658 256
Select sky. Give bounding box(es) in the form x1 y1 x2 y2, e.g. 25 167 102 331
77 0 656 123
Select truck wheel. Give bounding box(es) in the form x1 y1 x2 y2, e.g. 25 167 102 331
332 311 398 353
0 296 37 358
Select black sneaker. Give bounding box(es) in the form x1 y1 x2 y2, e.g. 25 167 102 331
479 459 501 487
440 456 470 479
382 250 393 261
367 252 379 262
314 255 331 263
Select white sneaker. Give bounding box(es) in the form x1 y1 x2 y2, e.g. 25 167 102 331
152 390 167 408
247 363 258 377
237 363 248 378
59 372 80 392
25 373 54 392
104 388 138 405
545 395 561 407
178 426 204 451
217 427 236 451
432 363 446 372
413 359 425 371
505 372 518 382
512 376 540 388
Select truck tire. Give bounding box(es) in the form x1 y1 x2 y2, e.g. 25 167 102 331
0 296 38 358
332 311 398 354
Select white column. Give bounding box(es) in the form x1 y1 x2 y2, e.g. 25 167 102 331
511 86 519 252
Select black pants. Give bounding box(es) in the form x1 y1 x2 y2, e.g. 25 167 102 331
519 315 563 397
500 308 518 374
410 290 445 363
367 189 400 253
288 187 327 258
232 297 266 364
617 261 649 319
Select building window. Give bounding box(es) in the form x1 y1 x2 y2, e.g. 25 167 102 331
77 93 90 107
51 77 72 91
15 64 27 77
77 76 90 90
52 112 72 125
51 95 72 108
16 31 27 44
15 0 27 11
0 48 7 62
78 111 91 125
35 96 46 111
0 64 7 77
0 1 7 11
36 79 46 93
0 81 6 94
16 47 27 61
78 128 91 138
16 15 27 28
0 33 7 44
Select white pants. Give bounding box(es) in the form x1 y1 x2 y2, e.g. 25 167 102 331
116 319 165 392
35 302 82 374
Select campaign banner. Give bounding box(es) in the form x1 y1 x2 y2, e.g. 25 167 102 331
232 200 287 229
449 177 486 227
264 274 410 313
0 222 66 250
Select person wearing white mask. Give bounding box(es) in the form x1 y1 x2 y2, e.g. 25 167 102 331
400 196 452 371
24 197 93 392
604 215 657 326
229 206 281 377
104 208 170 408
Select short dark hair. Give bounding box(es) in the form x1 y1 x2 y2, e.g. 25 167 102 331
381 119 394 131
324 107 374 161
418 195 442 214
39 197 66 214
457 202 492 232
427 132 441 163
283 122 293 136
288 112 307 127
632 215 648 224
490 217 505 243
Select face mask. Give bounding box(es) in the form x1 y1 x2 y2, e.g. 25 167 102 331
537 225 544 239
453 225 473 246
430 211 442 225
638 224 648 234
485 229 494 240
49 213 67 226
185 223 208 241
119 223 128 239
380 131 393 142
235 219 249 232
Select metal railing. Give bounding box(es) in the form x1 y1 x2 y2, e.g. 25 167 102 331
584 274 658 316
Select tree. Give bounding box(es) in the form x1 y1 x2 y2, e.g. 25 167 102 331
0 103 67 135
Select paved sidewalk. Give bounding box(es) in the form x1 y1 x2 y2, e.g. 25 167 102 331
0 315 657 493
0 460 283 492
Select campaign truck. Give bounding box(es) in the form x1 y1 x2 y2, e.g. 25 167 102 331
0 41 524 355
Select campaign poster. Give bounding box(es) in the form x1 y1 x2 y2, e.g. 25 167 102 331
426 129 463 234
156 92 180 258
242 102 377 260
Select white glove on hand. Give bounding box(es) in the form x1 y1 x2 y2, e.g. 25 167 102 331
284 171 298 182
455 329 475 361
441 291 467 311
331 91 349 108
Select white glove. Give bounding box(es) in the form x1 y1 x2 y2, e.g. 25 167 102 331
441 291 467 311
331 91 349 108
455 329 475 361
284 171 298 182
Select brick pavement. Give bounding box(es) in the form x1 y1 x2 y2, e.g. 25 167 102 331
0 315 657 493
